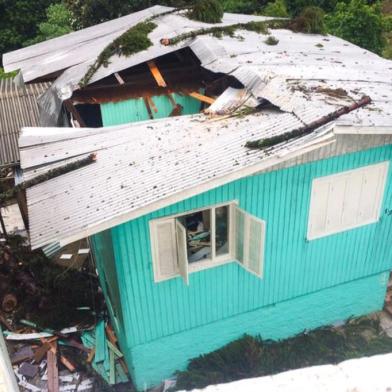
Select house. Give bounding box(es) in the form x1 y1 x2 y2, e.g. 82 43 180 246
3 5 392 389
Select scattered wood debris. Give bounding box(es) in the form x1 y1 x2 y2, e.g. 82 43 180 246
0 235 131 390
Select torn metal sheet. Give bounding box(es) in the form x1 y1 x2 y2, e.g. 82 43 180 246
206 87 254 115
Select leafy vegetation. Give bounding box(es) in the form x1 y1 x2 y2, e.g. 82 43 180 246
288 6 327 34
24 3 73 46
265 35 279 44
0 0 391 69
326 0 387 54
0 0 55 65
0 67 18 80
187 0 224 23
175 316 392 390
79 21 157 87
263 0 289 17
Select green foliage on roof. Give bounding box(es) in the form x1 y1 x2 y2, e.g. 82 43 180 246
79 21 157 87
0 68 18 80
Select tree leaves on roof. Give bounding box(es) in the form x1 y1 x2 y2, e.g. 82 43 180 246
79 21 157 87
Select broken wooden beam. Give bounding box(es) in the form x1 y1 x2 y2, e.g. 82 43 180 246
47 342 59 392
246 95 372 149
147 61 167 87
189 91 216 105
64 100 86 128
114 72 125 85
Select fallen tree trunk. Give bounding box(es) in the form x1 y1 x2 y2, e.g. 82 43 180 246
245 96 371 149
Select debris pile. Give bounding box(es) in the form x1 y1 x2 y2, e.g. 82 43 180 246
81 321 129 385
0 235 131 391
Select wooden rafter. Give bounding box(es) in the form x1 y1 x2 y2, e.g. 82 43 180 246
147 61 167 87
114 72 125 85
189 91 215 105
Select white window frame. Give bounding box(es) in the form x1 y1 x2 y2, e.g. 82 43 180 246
150 201 266 284
307 161 389 240
150 201 237 282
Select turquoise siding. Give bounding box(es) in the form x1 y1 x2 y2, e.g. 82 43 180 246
100 93 202 126
92 144 392 389
131 272 389 387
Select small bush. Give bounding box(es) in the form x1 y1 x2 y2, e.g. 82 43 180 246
265 35 279 45
187 0 224 24
289 6 327 35
263 0 289 17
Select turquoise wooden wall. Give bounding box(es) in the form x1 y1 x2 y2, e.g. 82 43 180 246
100 92 203 126
91 144 392 388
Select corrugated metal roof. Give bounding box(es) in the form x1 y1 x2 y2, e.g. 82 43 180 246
9 6 392 249
4 6 392 126
20 84 356 249
0 79 49 167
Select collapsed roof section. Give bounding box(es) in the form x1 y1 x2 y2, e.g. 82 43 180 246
4 6 392 126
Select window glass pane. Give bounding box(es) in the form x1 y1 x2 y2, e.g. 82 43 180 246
179 209 211 263
216 206 229 256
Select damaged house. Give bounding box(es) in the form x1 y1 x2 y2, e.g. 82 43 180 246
3 5 392 389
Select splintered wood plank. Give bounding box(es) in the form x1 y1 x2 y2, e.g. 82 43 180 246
147 61 167 87
114 72 125 85
47 344 59 392
189 91 216 105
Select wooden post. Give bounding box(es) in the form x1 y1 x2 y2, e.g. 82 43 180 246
0 208 6 237
15 190 28 231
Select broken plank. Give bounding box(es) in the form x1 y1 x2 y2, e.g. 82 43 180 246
33 342 51 363
189 91 216 105
105 325 117 344
41 337 76 372
47 343 59 392
114 72 125 85
109 347 115 385
147 61 167 87
107 340 123 358
87 348 95 363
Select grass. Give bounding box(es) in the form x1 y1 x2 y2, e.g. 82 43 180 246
174 315 392 391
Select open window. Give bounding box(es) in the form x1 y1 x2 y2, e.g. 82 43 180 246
150 202 266 284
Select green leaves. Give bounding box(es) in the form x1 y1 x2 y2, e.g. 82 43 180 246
24 3 73 46
326 0 387 54
187 0 224 24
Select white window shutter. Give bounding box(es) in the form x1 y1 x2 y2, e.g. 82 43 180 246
175 220 189 285
150 220 178 282
235 207 265 278
235 207 246 264
308 161 389 240
247 217 265 278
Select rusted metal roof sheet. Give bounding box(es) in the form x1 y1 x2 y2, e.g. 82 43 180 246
0 79 49 167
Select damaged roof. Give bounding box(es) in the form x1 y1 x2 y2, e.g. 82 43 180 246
4 5 392 126
8 6 392 248
0 79 49 167
20 82 392 249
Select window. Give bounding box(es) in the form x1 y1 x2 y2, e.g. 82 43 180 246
150 202 266 284
307 162 389 240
